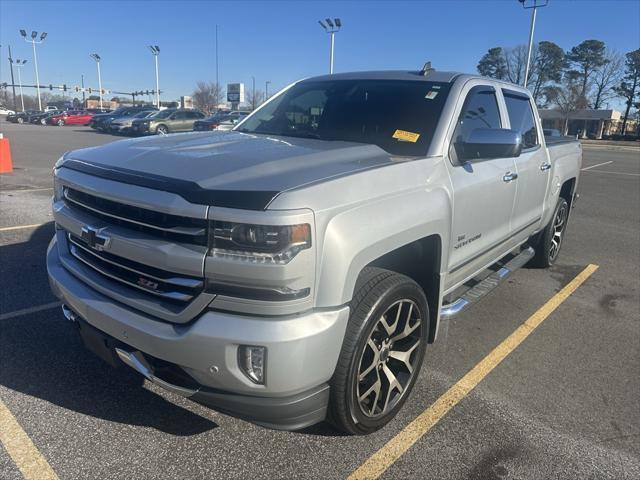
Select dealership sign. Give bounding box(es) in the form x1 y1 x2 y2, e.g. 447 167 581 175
227 83 245 103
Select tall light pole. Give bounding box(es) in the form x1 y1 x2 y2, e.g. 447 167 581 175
251 76 256 110
20 29 47 111
318 18 341 74
5 45 18 111
215 25 219 87
14 59 27 112
89 53 103 110
148 46 160 108
519 0 548 88
265 80 271 100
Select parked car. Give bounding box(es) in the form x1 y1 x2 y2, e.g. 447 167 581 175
30 110 62 125
90 106 157 131
0 106 15 116
48 110 94 126
131 109 205 135
193 111 249 131
45 105 59 112
109 110 157 135
543 128 562 137
48 69 582 434
8 110 41 124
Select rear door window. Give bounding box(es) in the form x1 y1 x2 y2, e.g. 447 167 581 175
502 90 539 149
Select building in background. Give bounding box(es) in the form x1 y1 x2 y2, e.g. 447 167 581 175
539 109 638 139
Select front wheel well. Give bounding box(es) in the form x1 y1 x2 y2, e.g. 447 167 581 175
560 178 576 208
364 235 442 343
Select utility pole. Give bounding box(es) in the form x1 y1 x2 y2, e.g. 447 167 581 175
7 45 17 111
519 0 548 88
251 76 255 110
15 59 27 112
90 53 103 109
148 46 161 108
215 25 219 87
81 74 85 104
20 30 47 110
265 80 271 100
318 18 342 74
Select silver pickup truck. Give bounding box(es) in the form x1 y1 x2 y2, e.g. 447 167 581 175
47 69 582 435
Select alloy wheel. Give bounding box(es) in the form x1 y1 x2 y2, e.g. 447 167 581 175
549 202 568 262
356 299 422 418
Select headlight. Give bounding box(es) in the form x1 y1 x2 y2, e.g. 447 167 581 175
208 221 311 264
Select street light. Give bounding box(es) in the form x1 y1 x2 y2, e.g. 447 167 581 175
518 0 549 88
14 59 27 112
148 45 160 108
20 29 47 110
318 18 342 74
265 80 271 100
89 53 103 110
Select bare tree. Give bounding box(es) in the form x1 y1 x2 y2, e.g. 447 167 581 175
546 71 584 135
504 44 530 85
192 81 224 114
246 89 265 110
591 49 623 109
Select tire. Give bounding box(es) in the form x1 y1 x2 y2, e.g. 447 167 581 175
57 119 65 126
40 119 47 125
529 197 569 268
156 125 168 135
17 117 24 124
328 267 429 435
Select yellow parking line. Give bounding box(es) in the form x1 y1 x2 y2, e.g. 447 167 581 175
348 263 599 480
0 397 59 480
0 223 46 233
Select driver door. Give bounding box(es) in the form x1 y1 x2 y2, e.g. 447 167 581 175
444 83 517 291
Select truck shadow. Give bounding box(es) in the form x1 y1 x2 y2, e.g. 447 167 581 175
0 223 217 436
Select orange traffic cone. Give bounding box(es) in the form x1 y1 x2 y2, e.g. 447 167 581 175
0 133 13 174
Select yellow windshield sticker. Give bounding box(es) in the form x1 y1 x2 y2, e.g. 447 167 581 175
392 129 420 143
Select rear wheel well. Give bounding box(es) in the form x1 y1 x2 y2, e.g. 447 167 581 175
365 235 441 343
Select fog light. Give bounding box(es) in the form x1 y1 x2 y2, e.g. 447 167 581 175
239 345 266 384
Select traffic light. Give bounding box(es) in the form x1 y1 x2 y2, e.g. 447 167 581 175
49 84 53 91
88 87 92 94
63 85 67 92
75 86 80 93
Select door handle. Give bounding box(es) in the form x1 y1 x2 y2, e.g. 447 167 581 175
540 162 552 171
503 172 518 182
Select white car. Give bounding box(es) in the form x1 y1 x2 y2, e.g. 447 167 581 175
0 107 16 116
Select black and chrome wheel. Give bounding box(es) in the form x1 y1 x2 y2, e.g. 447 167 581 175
329 267 429 435
156 124 168 135
529 197 569 268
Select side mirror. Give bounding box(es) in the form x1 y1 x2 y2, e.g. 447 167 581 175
456 128 522 162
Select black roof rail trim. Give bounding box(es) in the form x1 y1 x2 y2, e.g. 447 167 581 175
60 159 279 211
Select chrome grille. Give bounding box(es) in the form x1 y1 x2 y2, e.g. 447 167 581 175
63 187 208 246
67 233 204 303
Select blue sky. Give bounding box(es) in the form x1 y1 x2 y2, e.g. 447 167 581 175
1 0 638 107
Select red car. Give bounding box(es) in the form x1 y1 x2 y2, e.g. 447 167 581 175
48 110 94 126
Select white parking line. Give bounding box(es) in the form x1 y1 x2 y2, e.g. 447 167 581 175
1 187 53 193
0 302 60 321
0 223 48 233
582 161 613 171
582 170 640 177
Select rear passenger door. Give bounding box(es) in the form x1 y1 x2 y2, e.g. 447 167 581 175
501 89 550 234
444 83 517 289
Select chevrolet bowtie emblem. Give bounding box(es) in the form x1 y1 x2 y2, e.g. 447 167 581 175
80 226 111 251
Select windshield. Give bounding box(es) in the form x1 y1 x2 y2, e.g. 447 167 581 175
133 110 155 118
237 79 451 156
151 110 174 119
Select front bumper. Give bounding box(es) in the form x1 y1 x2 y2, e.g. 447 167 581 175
47 235 349 429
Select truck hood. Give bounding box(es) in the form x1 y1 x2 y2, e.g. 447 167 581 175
61 131 406 210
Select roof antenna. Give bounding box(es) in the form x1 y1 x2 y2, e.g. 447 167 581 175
420 61 435 76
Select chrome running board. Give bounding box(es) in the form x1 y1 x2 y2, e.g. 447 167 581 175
440 247 535 318
115 348 199 398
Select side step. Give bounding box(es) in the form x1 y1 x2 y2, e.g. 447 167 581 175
440 246 535 318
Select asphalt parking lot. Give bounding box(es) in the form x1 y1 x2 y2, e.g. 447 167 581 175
0 120 639 479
